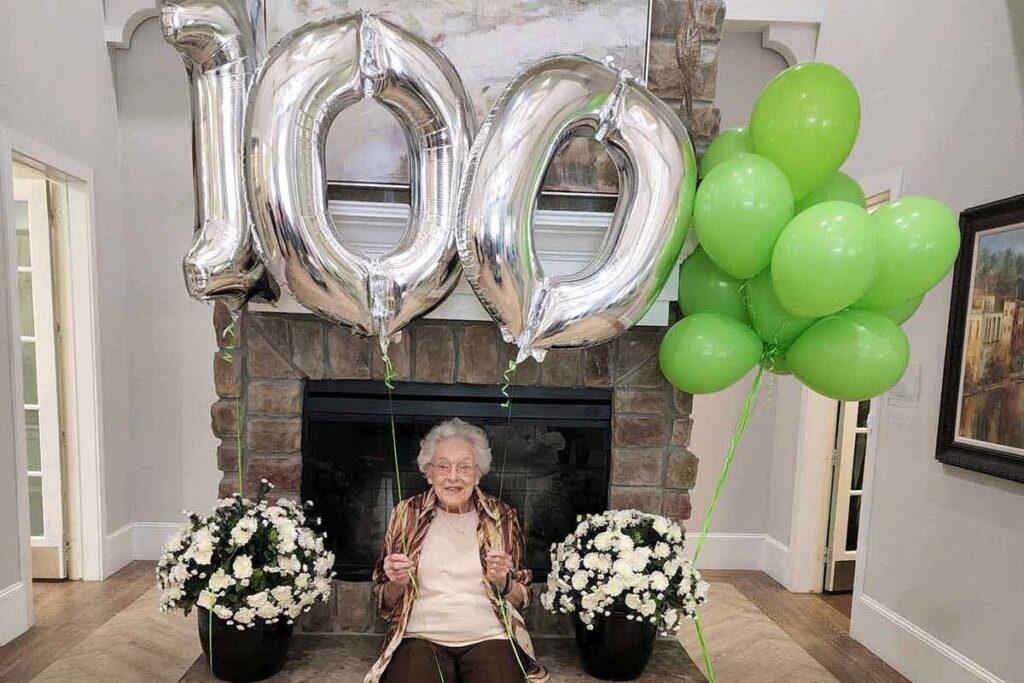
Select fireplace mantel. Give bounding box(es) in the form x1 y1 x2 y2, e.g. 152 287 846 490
248 199 693 327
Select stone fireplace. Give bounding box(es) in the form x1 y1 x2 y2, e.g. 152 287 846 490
210 309 697 633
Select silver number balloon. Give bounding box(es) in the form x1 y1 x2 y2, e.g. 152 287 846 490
161 0 267 310
457 56 697 362
245 12 475 350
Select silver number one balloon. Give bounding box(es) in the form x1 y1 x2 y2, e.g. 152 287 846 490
161 0 267 311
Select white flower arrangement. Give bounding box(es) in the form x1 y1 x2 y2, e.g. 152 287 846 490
540 509 709 633
157 480 335 630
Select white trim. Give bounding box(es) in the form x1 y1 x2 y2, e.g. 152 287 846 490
688 533 790 583
249 200 680 327
760 22 819 66
132 522 181 561
105 7 159 49
104 522 134 578
852 594 1006 683
0 581 30 646
725 0 823 65
3 130 108 582
785 387 837 593
0 129 35 642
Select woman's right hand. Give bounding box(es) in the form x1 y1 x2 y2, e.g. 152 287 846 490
383 553 414 586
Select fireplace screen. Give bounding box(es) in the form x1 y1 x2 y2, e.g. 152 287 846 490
302 380 612 580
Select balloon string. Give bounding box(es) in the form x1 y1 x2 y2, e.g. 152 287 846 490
500 359 517 409
492 360 527 681
687 365 764 683
692 364 764 561
220 312 244 496
694 613 716 682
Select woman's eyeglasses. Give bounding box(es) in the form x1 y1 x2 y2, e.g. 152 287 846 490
430 462 477 477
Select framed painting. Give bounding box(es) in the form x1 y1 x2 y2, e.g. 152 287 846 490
267 0 654 195
937 194 1024 483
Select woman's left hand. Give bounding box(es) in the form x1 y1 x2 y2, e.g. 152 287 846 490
485 550 514 585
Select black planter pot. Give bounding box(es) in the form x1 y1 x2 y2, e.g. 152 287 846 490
197 607 294 682
574 612 657 681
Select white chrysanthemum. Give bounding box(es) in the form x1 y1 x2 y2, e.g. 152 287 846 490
652 516 669 535
230 516 258 546
232 554 254 579
624 593 642 611
653 542 670 559
565 553 581 571
208 568 233 592
271 585 294 606
663 558 680 577
571 570 589 591
256 602 281 620
605 576 625 597
278 555 301 575
593 531 614 551
639 600 657 617
559 595 575 612
246 591 269 608
294 572 310 588
197 589 215 609
214 604 233 620
233 607 255 624
650 571 669 592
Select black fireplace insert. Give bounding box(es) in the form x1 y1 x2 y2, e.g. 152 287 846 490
301 380 612 580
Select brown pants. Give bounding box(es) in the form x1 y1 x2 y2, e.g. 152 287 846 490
383 637 525 683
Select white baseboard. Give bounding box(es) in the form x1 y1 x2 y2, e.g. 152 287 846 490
104 521 183 577
0 581 30 646
132 522 181 561
852 594 1006 683
762 534 791 588
689 533 791 581
104 522 135 578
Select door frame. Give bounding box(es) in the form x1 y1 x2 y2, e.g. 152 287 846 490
0 127 107 593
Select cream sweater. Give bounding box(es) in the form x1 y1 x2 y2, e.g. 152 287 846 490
404 508 506 646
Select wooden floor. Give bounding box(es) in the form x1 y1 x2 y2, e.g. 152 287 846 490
705 571 905 682
0 563 905 683
0 561 156 683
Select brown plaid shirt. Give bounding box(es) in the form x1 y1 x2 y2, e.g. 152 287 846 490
364 487 549 683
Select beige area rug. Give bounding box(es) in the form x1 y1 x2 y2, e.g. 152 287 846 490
678 583 838 682
31 586 199 683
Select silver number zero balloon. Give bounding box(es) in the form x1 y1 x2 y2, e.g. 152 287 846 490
244 12 476 350
161 0 267 311
456 56 697 362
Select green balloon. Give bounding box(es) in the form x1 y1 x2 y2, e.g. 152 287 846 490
854 294 923 326
699 127 752 179
750 63 861 200
787 309 910 401
677 249 750 324
659 313 762 394
854 196 961 308
694 154 794 279
795 172 866 213
745 268 818 346
771 201 879 317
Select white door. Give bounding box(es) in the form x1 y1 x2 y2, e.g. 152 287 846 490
823 399 870 592
14 173 66 579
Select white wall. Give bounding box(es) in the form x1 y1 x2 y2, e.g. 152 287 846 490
816 2 1024 681
0 0 132 573
114 19 221 530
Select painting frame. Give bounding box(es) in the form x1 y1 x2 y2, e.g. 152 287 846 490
936 193 1024 483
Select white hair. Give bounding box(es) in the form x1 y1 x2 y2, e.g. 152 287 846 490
417 418 492 475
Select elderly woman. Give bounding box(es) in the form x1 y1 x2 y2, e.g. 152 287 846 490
364 418 548 683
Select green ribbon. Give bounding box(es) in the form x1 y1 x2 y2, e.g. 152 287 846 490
694 613 715 681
